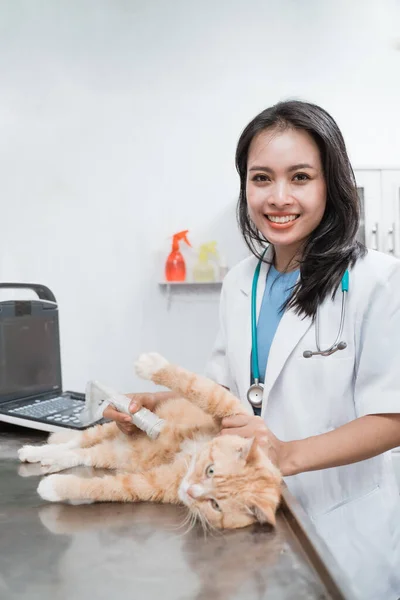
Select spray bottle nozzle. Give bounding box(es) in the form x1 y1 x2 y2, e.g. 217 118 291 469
198 241 218 263
172 230 191 251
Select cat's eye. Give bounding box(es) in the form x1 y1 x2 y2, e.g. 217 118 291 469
209 498 221 512
205 464 215 477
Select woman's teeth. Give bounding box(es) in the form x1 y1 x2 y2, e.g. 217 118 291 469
266 215 298 224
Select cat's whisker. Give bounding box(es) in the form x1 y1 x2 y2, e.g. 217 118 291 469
189 513 199 535
167 507 193 532
196 510 210 540
204 515 220 538
171 507 195 536
168 509 188 526
206 515 219 537
177 509 198 538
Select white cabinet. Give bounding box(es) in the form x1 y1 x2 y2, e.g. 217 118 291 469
381 170 400 257
355 171 400 461
354 169 400 256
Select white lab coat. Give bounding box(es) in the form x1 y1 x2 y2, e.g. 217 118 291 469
206 246 400 599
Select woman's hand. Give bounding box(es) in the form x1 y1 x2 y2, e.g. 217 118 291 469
221 414 288 472
103 393 158 436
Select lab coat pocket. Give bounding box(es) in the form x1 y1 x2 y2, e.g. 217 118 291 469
311 485 381 533
292 354 355 421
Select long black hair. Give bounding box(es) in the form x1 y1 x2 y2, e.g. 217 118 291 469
236 100 366 319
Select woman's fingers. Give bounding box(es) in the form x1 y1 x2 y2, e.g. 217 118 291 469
220 427 249 437
102 406 136 436
220 414 271 445
221 415 251 429
103 405 131 423
116 422 137 436
125 393 157 413
103 394 158 437
102 395 147 422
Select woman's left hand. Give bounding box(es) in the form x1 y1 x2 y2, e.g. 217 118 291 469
220 415 288 472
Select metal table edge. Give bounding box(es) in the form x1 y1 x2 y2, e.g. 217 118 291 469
280 484 358 600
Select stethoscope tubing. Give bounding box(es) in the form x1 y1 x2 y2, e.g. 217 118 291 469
248 250 349 405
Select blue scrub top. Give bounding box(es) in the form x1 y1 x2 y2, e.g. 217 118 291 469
252 265 299 415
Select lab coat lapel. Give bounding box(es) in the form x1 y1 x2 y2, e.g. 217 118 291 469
238 247 273 407
236 246 313 410
263 305 313 400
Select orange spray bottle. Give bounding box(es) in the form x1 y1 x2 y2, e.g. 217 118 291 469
165 230 191 282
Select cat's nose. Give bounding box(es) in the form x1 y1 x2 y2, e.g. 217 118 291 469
187 486 196 499
186 484 205 499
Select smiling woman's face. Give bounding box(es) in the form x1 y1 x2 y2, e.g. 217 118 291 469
246 127 327 267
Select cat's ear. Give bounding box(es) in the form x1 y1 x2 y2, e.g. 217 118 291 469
239 438 259 464
249 499 277 527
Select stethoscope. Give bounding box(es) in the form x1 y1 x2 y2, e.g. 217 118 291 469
247 253 349 408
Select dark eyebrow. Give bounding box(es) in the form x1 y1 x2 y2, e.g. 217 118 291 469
248 163 316 173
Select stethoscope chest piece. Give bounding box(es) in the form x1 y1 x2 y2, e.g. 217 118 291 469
247 382 264 408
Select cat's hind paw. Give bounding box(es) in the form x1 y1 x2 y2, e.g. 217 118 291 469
38 475 63 502
38 475 92 505
135 353 169 380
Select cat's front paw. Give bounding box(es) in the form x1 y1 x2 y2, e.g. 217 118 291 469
135 352 169 380
18 445 44 463
38 474 91 505
38 475 64 502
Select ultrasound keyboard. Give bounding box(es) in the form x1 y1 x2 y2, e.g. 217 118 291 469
7 396 85 427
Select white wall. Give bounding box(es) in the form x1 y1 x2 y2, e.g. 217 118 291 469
0 0 399 393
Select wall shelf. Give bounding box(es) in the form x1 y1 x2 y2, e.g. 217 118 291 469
158 280 223 308
158 281 223 286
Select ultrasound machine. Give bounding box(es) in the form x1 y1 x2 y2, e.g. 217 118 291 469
0 283 101 433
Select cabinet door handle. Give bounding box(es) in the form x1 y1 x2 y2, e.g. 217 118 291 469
371 223 379 251
388 223 395 254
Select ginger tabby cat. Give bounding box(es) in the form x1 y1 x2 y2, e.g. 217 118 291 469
18 353 282 530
